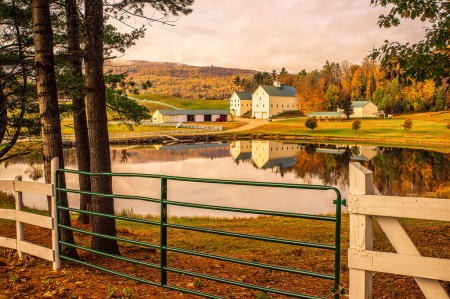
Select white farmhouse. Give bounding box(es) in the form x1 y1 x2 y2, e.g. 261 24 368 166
337 101 378 118
252 80 298 119
229 92 253 116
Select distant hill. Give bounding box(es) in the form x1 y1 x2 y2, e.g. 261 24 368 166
103 60 257 100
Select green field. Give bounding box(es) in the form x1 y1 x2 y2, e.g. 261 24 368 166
239 112 450 144
131 94 230 110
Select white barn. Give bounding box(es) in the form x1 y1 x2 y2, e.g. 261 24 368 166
252 80 298 119
337 101 378 118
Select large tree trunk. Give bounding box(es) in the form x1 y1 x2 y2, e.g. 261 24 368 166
0 87 8 143
65 0 92 224
85 0 120 255
32 0 78 259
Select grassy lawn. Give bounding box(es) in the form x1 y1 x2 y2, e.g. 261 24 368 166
131 94 230 110
241 112 450 143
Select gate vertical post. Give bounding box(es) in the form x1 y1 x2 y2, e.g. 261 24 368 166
160 177 168 286
51 157 61 270
14 175 23 258
349 162 373 298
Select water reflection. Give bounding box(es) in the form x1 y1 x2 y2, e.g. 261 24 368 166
2 141 449 217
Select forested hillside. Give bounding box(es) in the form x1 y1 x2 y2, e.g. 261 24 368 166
104 60 257 100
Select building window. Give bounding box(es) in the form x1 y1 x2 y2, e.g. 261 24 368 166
260 97 261 100
287 105 289 108
282 105 284 108
263 105 264 107
256 104 258 107
271 148 272 151
242 104 243 106
277 104 278 107
271 104 273 107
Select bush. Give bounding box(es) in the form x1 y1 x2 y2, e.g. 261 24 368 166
402 119 413 132
352 120 361 132
305 117 318 130
446 122 450 130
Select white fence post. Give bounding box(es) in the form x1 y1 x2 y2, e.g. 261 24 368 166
51 157 61 270
15 175 23 258
349 162 373 299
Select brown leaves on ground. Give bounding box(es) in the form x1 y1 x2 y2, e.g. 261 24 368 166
0 214 449 298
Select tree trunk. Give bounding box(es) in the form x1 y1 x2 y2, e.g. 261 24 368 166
85 0 120 255
0 87 8 143
65 0 92 224
32 0 78 259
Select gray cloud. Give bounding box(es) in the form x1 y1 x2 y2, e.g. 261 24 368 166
113 0 427 72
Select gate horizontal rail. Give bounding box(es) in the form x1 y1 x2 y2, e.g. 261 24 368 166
55 169 343 299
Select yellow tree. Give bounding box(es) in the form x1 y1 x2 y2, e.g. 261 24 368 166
351 69 363 100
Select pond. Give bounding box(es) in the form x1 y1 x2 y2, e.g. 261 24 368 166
1 141 449 217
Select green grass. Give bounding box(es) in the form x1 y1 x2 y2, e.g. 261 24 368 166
239 112 450 144
131 94 230 110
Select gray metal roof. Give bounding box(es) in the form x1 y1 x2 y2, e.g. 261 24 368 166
156 110 231 115
259 157 296 169
255 85 298 97
307 111 344 117
351 101 373 108
234 92 253 101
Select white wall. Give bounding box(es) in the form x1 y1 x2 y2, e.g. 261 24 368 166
195 115 204 122
362 102 378 118
252 86 270 119
230 93 242 116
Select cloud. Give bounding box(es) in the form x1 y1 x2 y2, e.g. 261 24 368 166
112 0 427 72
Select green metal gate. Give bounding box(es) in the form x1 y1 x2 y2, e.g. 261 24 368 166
55 169 344 299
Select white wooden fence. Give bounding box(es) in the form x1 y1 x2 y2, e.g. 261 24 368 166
0 158 61 270
348 162 450 298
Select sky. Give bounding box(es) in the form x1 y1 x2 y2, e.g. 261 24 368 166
114 0 428 73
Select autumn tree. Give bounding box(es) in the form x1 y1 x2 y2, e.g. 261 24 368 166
352 120 361 132
305 117 318 130
31 0 78 258
370 0 450 86
279 73 294 86
447 122 450 131
402 119 413 132
338 91 354 119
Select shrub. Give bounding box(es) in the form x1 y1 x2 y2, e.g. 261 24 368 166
352 120 361 132
402 119 413 132
305 117 318 130
446 122 450 130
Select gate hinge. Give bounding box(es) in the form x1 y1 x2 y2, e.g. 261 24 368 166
333 199 347 207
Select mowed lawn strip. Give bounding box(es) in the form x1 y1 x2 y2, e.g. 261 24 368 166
132 94 230 110
239 112 450 143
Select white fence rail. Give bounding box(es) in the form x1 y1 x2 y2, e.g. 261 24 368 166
0 158 61 270
348 162 450 299
61 127 220 141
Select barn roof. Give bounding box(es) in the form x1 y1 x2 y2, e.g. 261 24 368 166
351 101 374 108
234 92 253 101
255 85 298 97
155 110 231 115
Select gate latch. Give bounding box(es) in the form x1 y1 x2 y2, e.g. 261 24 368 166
333 199 347 207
